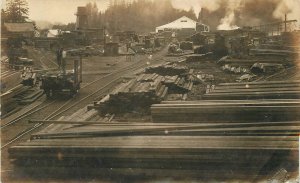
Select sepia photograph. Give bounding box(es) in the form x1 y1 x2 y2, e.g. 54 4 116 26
1 0 300 182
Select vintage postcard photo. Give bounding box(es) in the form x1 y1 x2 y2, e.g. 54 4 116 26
1 0 300 182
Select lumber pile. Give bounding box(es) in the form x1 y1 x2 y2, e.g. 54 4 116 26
1 84 31 117
250 48 299 57
217 56 292 67
144 64 188 76
90 72 194 114
1 77 43 117
179 41 193 50
9 121 299 179
91 73 168 114
250 63 284 74
163 75 193 93
221 64 249 74
185 53 212 62
204 80 300 100
151 99 300 123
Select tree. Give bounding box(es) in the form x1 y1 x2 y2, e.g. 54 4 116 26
5 0 29 23
1 9 6 25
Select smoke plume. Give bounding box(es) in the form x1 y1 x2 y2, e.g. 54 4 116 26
194 0 300 30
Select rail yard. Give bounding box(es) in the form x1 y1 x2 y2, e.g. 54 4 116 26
1 0 300 182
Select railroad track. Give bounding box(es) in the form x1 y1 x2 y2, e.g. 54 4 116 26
1 70 19 79
1 49 167 150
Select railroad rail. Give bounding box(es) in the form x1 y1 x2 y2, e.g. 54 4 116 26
1 49 168 150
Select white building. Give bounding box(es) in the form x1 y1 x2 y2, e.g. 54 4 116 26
155 16 209 33
47 29 61 37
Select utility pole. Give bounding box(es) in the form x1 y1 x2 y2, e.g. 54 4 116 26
284 14 287 32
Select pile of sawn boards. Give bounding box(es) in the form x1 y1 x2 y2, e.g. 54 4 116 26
9 121 299 180
91 73 168 114
1 87 44 118
151 80 300 122
217 56 294 67
204 80 300 100
90 73 193 114
8 80 300 180
145 64 188 76
151 99 300 122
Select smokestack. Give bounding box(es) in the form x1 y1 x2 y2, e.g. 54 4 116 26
284 14 287 32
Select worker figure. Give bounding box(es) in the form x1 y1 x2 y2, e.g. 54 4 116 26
61 48 67 75
56 47 63 69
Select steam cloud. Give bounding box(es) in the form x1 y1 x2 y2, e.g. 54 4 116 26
172 0 300 30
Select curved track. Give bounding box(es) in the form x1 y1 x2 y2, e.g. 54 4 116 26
1 48 167 150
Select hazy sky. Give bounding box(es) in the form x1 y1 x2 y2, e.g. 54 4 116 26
2 0 196 24
2 0 299 26
2 0 110 24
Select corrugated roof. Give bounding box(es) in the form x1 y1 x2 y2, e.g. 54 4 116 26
4 22 34 32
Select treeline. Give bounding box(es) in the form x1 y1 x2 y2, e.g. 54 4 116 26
85 0 197 33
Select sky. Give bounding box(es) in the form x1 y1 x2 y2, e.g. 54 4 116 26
28 0 109 23
1 0 199 24
2 0 299 28
2 0 110 24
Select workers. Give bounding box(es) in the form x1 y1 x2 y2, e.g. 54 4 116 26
56 47 67 74
56 47 63 69
61 48 67 75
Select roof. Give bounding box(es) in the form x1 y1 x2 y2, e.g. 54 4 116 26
156 16 197 31
47 29 61 37
4 23 35 32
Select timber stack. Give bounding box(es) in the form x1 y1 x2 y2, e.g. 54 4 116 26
144 63 188 76
151 99 300 122
91 73 168 114
204 80 300 100
90 64 194 114
9 120 299 179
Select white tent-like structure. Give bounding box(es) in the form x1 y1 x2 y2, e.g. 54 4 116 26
155 16 209 33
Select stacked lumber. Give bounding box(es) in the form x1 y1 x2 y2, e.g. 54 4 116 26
217 56 292 66
1 84 31 114
145 64 188 76
179 41 193 50
151 99 300 122
204 80 300 100
185 53 212 62
17 89 44 104
91 74 168 114
163 75 193 93
9 121 299 179
250 63 284 74
1 83 44 117
90 72 195 114
250 48 299 57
